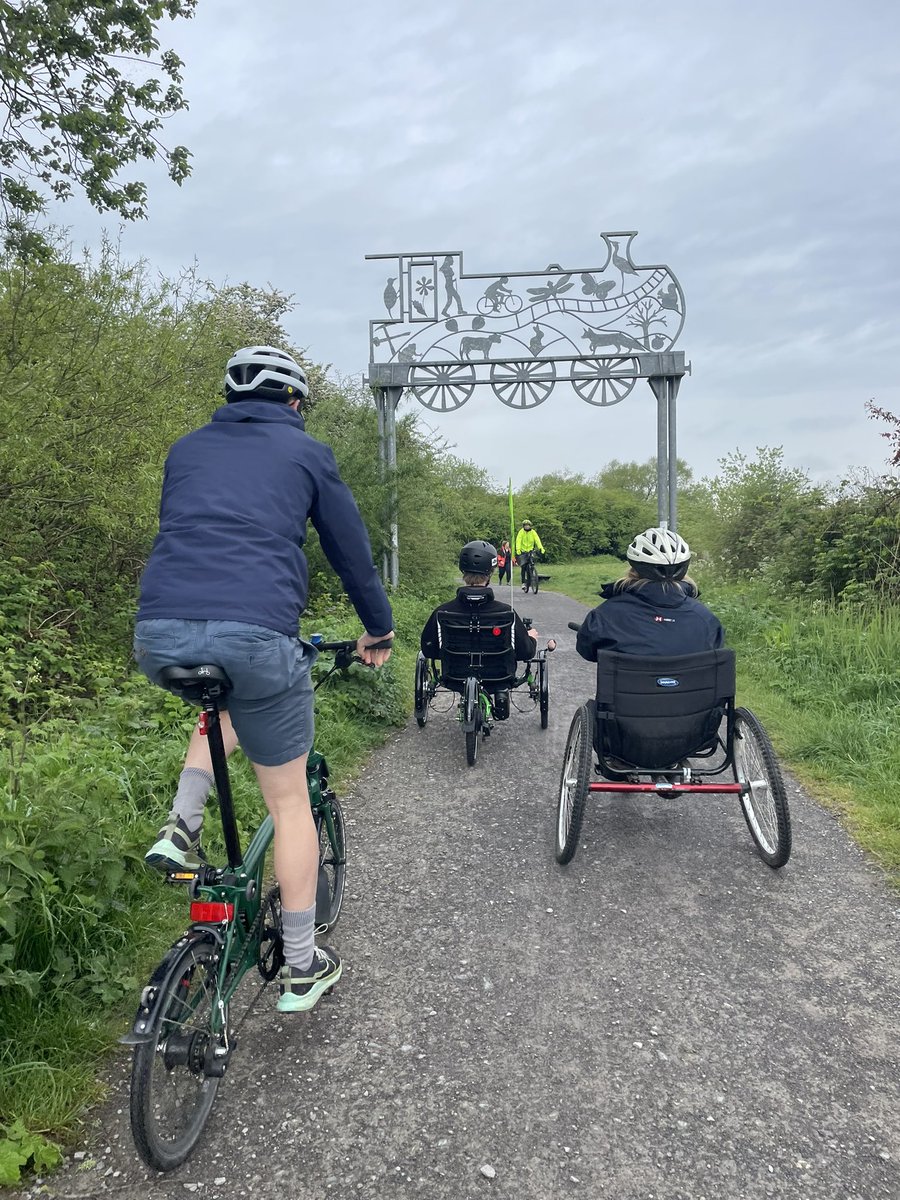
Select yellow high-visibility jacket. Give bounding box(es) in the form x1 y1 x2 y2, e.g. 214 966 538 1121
515 527 544 555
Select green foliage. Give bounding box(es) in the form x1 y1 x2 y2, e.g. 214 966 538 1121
0 1 197 255
0 1119 61 1186
0 238 309 643
516 470 654 561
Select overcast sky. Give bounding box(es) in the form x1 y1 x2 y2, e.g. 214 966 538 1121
56 0 900 488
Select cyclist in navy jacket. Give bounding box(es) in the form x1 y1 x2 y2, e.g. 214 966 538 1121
576 527 724 662
134 346 393 1014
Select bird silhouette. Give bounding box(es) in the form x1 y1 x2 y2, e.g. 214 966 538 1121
611 242 638 292
383 277 398 317
529 325 545 356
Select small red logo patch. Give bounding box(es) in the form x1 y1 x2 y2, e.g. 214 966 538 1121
492 626 502 636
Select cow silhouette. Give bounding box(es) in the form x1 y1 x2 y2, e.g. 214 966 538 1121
460 332 502 360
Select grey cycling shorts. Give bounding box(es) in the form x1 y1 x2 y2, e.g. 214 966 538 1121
134 619 317 766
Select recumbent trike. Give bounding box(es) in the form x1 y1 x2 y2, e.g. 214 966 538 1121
555 629 792 867
414 592 555 766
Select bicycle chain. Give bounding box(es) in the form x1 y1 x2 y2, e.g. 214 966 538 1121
222 884 282 1039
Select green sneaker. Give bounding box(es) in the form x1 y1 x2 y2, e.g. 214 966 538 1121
277 946 342 1013
144 816 203 874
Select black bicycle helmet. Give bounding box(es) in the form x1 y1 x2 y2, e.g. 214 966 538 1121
224 345 309 403
459 540 497 575
626 527 691 581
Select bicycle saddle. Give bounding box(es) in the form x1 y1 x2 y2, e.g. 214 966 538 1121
158 664 233 702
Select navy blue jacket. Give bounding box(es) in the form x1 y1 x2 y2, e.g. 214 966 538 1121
137 401 393 638
576 581 724 662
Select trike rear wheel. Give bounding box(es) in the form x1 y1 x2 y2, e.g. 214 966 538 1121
414 653 430 728
733 708 792 868
555 702 593 864
539 658 549 730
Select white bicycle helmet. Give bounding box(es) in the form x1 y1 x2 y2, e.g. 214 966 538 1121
626 527 691 581
224 346 309 403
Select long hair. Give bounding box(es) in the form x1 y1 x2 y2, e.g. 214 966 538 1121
612 567 698 595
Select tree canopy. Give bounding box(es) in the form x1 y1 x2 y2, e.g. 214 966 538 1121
0 1 196 254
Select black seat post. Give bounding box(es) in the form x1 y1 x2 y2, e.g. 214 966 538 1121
202 699 243 869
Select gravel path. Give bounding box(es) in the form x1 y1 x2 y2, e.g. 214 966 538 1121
34 589 900 1200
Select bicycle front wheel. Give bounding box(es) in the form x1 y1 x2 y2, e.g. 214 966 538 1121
315 795 347 931
130 935 223 1172
531 566 540 594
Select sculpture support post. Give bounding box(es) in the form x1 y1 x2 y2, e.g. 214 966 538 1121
650 376 670 528
373 387 387 583
667 375 681 532
382 385 402 589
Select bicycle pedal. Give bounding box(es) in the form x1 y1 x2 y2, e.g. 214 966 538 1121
165 870 199 886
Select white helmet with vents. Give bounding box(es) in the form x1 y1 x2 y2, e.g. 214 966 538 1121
224 346 309 403
626 527 691 580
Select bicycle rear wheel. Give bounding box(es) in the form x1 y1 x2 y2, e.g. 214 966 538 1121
130 935 223 1172
315 795 347 930
733 708 792 868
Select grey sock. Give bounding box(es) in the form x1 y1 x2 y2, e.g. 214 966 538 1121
281 904 317 970
167 767 214 833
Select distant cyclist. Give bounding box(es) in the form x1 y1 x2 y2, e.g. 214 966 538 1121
575 527 723 660
515 519 545 591
134 345 393 1014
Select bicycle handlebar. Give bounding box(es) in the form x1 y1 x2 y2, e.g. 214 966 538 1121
568 621 580 632
311 636 393 653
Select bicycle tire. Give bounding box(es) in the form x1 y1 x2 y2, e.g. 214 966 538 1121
414 653 429 728
540 659 549 730
555 702 593 864
531 566 540 594
315 795 347 930
130 934 222 1172
465 729 478 766
733 708 792 868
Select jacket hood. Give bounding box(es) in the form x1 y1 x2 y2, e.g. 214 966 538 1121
212 400 305 430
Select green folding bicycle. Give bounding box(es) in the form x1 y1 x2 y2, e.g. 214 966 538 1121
122 636 383 1171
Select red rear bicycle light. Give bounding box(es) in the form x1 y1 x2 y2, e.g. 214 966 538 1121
190 901 234 923
198 712 209 735
492 626 501 636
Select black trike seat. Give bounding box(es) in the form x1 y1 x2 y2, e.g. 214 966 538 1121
158 664 233 704
436 602 519 691
594 648 736 771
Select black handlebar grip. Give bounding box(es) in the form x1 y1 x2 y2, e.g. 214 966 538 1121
568 621 581 632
